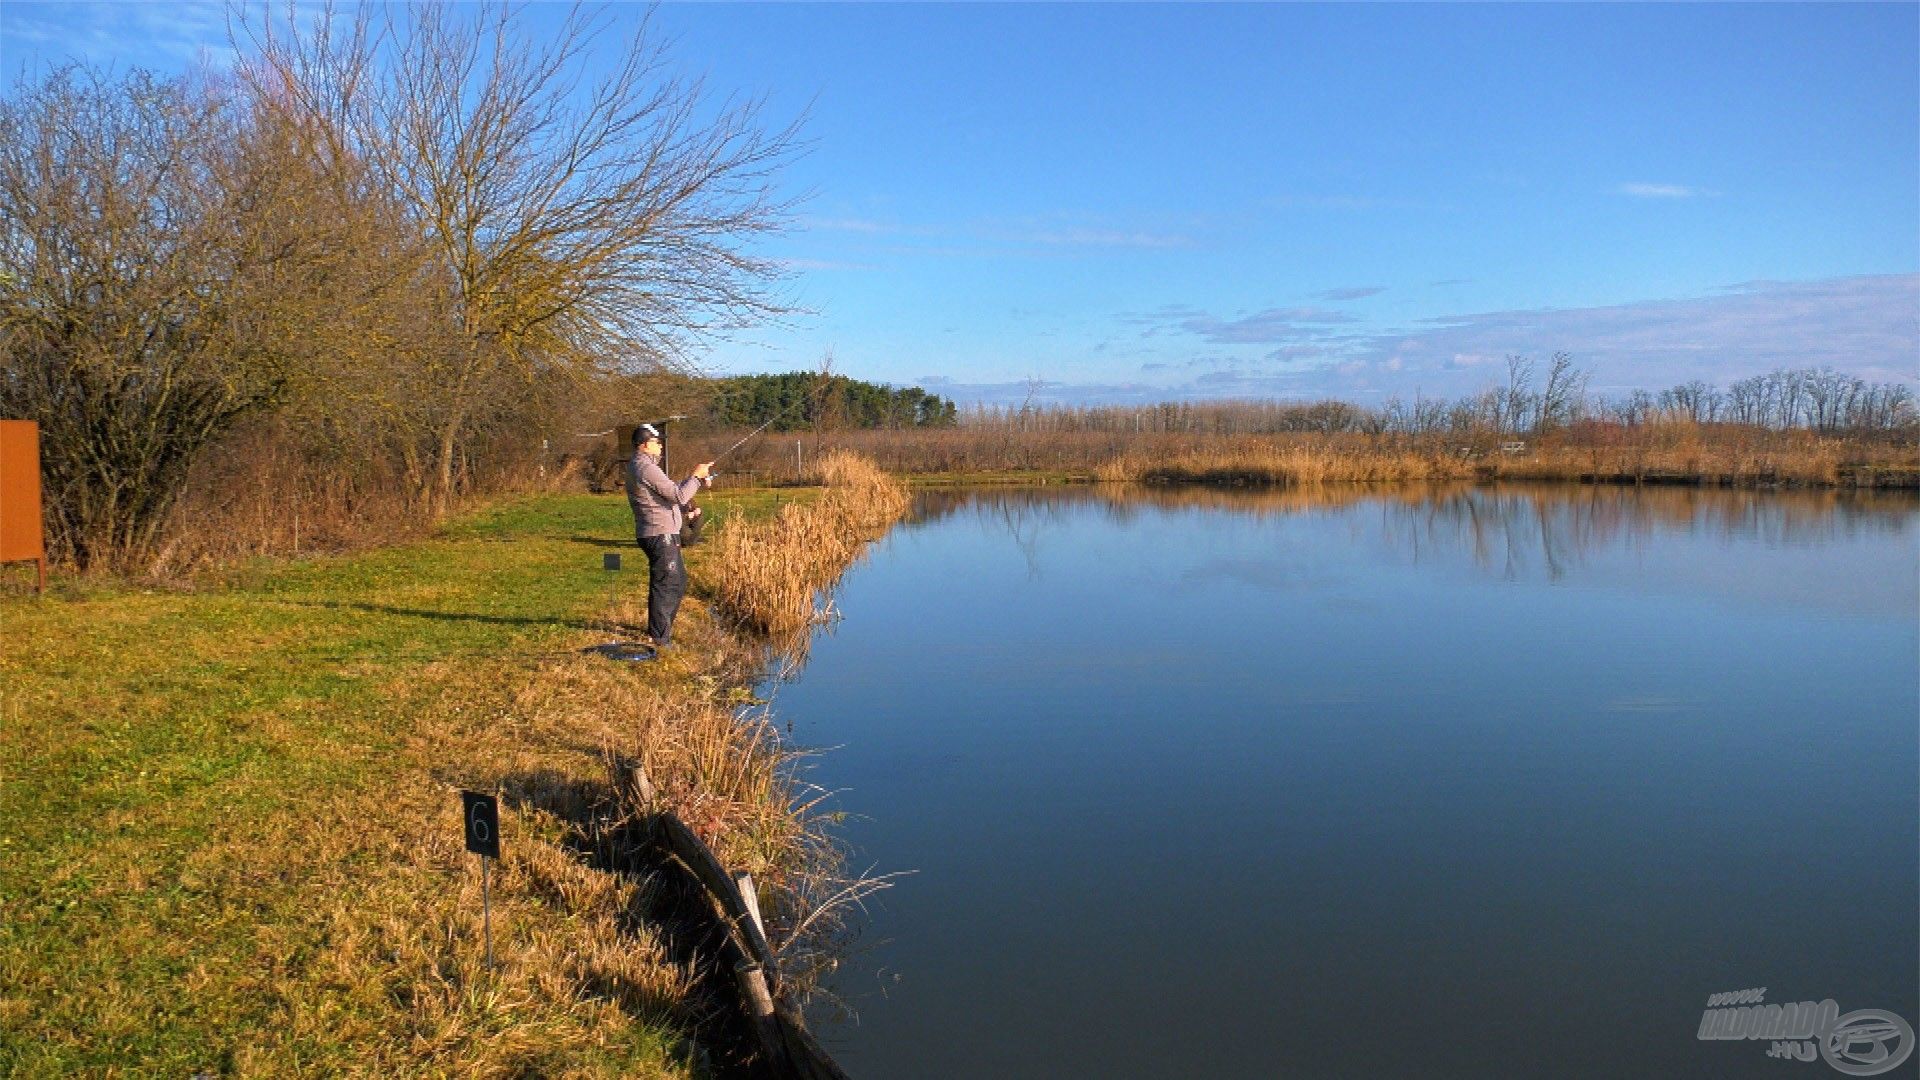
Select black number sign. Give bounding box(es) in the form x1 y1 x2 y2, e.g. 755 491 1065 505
462 791 500 858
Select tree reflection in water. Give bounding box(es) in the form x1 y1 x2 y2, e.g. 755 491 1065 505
906 483 1916 583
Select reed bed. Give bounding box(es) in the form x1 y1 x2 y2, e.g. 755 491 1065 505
671 423 1915 490
1092 439 1915 490
1094 443 1473 486
701 451 911 635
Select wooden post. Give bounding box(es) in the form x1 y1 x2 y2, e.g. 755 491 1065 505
735 871 765 938
733 870 776 990
647 806 850 1079
481 855 494 971
733 961 789 1070
630 765 657 811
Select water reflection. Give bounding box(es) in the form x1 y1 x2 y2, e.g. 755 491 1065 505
909 483 1916 585
779 483 1918 1078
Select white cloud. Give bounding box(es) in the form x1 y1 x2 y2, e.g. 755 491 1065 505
1072 273 1919 404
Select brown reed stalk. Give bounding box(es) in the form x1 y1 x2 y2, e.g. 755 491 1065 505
701 451 910 635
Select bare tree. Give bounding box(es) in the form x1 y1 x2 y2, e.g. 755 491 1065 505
811 350 841 435
1658 379 1718 423
239 1 802 508
1536 352 1586 433
0 66 375 567
1725 373 1769 426
1499 354 1534 434
1775 368 1808 428
1802 367 1850 432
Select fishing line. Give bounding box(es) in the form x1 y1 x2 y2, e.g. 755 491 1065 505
703 375 838 476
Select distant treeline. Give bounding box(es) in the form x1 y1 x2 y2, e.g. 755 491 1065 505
708 373 956 430
962 357 1918 437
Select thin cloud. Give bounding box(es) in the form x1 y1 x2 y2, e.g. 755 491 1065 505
1315 273 1920 398
1263 343 1339 363
1315 286 1387 301
799 216 896 234
1026 228 1190 249
1041 273 1919 404
774 257 876 272
1116 303 1206 326
914 377 1176 407
4 1 240 70
1176 307 1357 345
1618 182 1718 199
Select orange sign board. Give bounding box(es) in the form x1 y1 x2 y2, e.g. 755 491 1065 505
0 420 47 590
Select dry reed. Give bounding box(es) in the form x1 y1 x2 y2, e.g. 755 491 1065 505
700 451 911 635
655 423 1914 490
1094 442 1474 486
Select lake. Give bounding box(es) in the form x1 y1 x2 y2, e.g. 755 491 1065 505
767 484 1919 1078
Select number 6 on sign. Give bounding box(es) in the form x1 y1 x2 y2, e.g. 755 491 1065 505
463 791 500 857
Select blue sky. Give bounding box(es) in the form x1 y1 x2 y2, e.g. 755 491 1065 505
4 2 1915 404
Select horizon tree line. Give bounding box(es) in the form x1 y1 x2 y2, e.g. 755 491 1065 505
959 354 1916 438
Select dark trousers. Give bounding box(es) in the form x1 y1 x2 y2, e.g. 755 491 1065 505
637 533 686 643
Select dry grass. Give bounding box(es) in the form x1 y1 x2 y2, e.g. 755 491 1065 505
140 424 591 578
648 423 1915 490
700 452 911 636
1093 441 1472 486
739 425 1911 490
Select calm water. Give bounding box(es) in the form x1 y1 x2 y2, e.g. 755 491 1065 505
768 485 1918 1078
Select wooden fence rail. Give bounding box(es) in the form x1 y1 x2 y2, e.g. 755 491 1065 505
630 766 850 1080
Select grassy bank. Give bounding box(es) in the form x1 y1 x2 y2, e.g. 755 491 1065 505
0 462 906 1077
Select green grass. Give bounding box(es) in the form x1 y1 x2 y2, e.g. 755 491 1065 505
0 489 797 1077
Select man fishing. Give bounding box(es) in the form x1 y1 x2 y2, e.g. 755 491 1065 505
625 424 713 647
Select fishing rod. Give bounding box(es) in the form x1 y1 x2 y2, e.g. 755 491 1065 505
703 377 838 476
589 372 836 478
712 414 782 466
